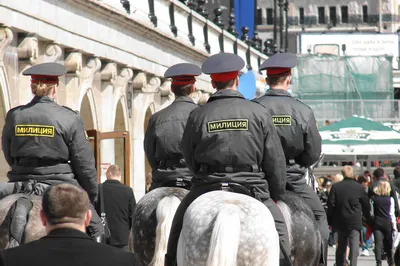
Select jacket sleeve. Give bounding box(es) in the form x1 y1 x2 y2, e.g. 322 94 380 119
327 185 336 226
367 183 374 198
360 188 373 225
390 183 400 217
68 116 98 204
295 110 322 167
180 113 199 174
143 116 158 170
261 115 287 201
1 110 14 166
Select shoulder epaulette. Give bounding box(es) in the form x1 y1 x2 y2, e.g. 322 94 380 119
62 105 80 114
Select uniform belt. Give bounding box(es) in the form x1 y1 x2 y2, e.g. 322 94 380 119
15 158 68 167
286 159 296 165
159 159 186 169
199 164 260 174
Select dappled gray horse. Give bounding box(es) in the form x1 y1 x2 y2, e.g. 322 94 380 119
277 190 321 266
177 190 320 266
177 191 280 266
132 187 188 266
0 194 45 248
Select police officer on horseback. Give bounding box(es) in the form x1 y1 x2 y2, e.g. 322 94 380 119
253 52 329 265
0 62 104 242
144 63 201 191
165 53 292 266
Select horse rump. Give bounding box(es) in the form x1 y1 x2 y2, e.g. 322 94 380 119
278 191 321 266
177 191 279 266
132 187 188 266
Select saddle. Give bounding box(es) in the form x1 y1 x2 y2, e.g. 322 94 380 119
0 180 49 248
160 178 192 190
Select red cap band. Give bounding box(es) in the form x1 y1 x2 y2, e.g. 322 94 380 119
266 68 291 76
210 71 239 82
171 76 196 86
31 75 59 85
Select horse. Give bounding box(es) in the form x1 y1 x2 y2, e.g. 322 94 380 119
0 194 45 249
177 190 280 266
132 186 189 266
177 189 321 266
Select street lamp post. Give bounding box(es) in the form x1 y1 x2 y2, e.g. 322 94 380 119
278 0 284 52
273 0 277 46
284 0 289 52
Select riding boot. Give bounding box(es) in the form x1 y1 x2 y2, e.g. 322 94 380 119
164 254 177 266
318 239 328 266
94 233 105 244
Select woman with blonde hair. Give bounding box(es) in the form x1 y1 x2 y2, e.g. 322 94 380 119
372 180 397 266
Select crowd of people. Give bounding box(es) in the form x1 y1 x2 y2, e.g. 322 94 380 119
317 166 400 266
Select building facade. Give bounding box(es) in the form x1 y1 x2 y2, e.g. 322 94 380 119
257 0 400 53
0 0 266 200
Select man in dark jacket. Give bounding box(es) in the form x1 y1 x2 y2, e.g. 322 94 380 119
0 183 141 266
327 166 372 266
96 165 135 250
253 52 329 265
369 168 399 217
0 63 103 240
165 53 291 266
144 63 201 191
391 166 400 196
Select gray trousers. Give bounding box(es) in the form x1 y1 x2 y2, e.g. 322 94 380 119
336 229 360 266
0 182 103 238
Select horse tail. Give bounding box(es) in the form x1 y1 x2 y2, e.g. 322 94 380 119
207 204 241 266
149 195 181 266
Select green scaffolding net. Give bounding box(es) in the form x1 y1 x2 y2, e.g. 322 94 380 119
290 55 394 126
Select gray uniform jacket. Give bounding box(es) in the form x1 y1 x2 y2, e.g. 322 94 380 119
253 89 321 182
144 96 198 183
181 89 287 201
1 96 98 203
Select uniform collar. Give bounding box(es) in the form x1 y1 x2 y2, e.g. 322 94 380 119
207 89 244 103
265 88 292 97
31 96 56 103
173 96 195 104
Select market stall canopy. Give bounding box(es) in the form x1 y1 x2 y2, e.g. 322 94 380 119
319 115 400 156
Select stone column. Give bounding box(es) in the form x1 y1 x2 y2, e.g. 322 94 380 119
0 27 13 180
17 34 38 105
0 27 13 112
64 51 83 110
130 72 161 200
112 67 133 186
100 62 117 183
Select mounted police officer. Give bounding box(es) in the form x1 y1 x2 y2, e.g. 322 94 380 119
144 63 201 191
165 53 292 266
253 52 329 265
1 62 104 242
